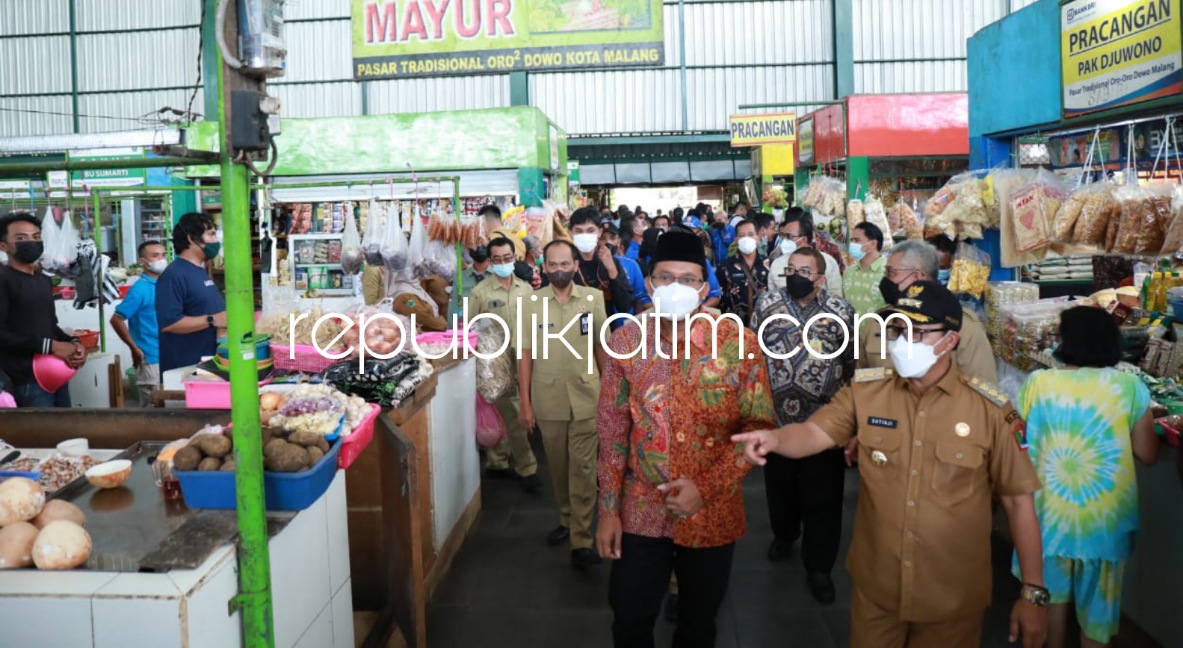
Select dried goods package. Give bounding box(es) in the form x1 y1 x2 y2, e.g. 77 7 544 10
1009 171 1065 254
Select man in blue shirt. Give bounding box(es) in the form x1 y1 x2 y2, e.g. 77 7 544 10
601 225 649 317
111 240 166 406
156 213 227 373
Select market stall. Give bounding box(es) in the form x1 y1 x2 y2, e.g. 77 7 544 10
969 2 1183 646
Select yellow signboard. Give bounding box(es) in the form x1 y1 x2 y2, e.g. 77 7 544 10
729 112 797 147
1062 0 1183 117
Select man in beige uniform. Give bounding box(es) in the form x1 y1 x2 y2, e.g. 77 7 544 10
520 240 608 569
859 239 996 383
735 282 1050 648
470 237 540 492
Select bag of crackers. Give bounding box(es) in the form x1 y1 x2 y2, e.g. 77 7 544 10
1008 168 1066 256
946 241 992 299
1112 184 1174 255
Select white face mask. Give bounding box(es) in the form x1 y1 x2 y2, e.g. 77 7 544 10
779 238 797 255
737 236 758 255
888 334 948 378
651 283 703 321
146 259 168 274
572 233 599 254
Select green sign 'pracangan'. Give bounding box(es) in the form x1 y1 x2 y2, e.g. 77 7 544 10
351 0 665 79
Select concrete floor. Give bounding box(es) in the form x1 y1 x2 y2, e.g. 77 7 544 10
425 437 1155 648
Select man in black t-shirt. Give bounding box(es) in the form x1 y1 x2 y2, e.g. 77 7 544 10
0 212 85 407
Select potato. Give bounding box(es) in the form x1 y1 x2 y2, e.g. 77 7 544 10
263 438 289 460
315 437 330 454
32 500 85 529
288 431 321 448
32 520 91 570
172 445 203 472
220 459 236 472
307 447 325 465
0 477 45 526
265 445 309 473
197 457 223 471
198 434 232 459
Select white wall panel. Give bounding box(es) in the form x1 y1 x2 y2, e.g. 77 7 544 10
369 75 510 115
854 60 967 94
0 0 68 36
0 36 73 95
77 30 200 92
78 89 193 133
75 0 200 31
1009 0 1043 11
269 82 362 119
0 96 74 138
286 0 351 21
531 69 683 134
685 64 833 132
283 20 353 83
854 0 1006 60
684 0 832 67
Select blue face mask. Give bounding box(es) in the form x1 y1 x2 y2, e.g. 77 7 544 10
848 242 867 261
937 268 952 284
491 262 515 278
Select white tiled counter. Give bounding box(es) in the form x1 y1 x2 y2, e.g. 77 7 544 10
0 471 355 648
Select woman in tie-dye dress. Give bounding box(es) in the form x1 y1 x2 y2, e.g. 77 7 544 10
1013 306 1161 648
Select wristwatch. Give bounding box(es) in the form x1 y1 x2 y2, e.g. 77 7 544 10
206 315 215 329
1020 583 1050 607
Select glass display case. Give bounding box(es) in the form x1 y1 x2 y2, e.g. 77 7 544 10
288 233 355 297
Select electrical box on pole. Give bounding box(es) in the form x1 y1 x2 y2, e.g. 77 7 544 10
216 0 285 162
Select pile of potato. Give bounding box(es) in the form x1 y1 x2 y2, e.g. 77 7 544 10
173 428 331 474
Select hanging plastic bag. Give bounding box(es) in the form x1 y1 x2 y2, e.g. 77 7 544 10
947 241 992 299
475 396 508 449
862 195 893 250
422 239 457 281
890 198 923 239
37 207 60 268
340 203 363 275
1008 168 1064 256
380 200 409 273
361 198 384 266
406 203 428 274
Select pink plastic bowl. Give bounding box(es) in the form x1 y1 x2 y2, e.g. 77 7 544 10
33 353 77 393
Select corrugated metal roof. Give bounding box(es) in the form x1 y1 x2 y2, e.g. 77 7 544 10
686 64 834 131
268 82 361 119
76 30 200 93
0 96 74 138
283 20 353 83
75 0 200 31
286 0 351 21
368 75 509 115
684 0 833 67
854 60 968 94
0 0 68 37
1009 0 1044 11
853 0 1007 60
0 36 73 95
78 88 193 133
531 69 683 135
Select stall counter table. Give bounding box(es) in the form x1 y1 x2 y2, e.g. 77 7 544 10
0 471 354 648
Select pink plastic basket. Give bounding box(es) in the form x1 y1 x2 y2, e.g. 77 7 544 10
338 404 380 469
414 330 479 355
272 343 340 374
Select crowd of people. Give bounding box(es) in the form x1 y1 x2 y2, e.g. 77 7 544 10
0 201 1165 648
460 203 1162 648
0 210 227 409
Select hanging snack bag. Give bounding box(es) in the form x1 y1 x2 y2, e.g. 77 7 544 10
863 195 894 250
1135 185 1175 255
1111 184 1161 254
846 198 865 236
947 241 992 299
1009 169 1064 255
1160 185 1183 257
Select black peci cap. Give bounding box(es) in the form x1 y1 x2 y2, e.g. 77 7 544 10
884 281 963 331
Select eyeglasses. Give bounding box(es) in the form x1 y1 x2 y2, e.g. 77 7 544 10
884 266 919 280
885 325 946 343
783 266 819 278
489 253 515 264
651 273 705 288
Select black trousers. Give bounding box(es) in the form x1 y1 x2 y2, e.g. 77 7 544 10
762 448 846 574
608 533 735 648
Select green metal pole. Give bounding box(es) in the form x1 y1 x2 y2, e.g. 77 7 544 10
216 53 275 648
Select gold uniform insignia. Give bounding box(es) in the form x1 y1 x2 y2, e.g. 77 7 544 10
965 376 1008 408
854 367 894 383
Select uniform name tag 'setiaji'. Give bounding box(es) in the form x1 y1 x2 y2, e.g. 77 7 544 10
867 416 898 429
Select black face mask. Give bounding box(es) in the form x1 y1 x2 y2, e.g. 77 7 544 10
784 274 816 300
879 276 903 305
548 270 574 289
605 244 618 255
11 240 43 264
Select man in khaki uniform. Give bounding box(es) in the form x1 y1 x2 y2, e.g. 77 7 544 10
734 282 1050 648
519 239 608 569
858 239 996 383
470 237 539 492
